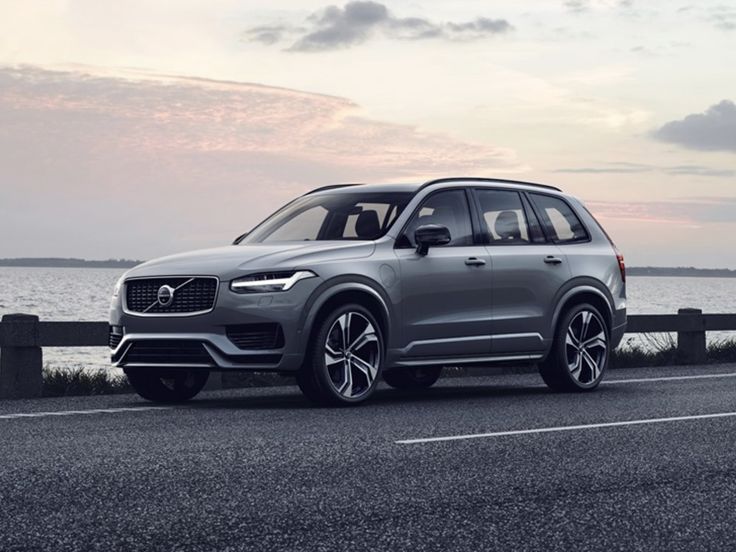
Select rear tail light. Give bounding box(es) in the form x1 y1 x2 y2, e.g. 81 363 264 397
615 248 626 283
577 203 625 284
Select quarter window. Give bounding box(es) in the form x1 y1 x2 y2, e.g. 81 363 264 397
400 189 473 248
529 194 588 243
475 190 540 244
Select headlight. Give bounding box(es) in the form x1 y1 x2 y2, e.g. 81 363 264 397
230 270 317 293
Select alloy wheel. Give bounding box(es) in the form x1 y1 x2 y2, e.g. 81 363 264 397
324 311 381 399
565 310 608 384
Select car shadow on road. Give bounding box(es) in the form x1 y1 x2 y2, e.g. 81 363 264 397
157 380 557 411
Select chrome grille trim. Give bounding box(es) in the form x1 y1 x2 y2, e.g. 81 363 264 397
122 276 219 317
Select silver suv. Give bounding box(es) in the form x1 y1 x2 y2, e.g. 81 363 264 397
110 178 627 405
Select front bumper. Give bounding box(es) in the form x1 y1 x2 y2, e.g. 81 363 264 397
109 277 321 372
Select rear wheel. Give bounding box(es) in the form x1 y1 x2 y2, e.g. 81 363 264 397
125 368 209 403
297 304 383 406
539 303 609 392
383 366 442 389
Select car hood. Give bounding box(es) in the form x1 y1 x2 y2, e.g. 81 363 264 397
125 241 376 281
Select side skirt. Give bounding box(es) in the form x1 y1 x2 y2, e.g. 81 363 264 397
392 353 544 368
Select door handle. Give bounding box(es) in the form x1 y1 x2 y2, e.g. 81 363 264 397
544 256 563 265
465 257 486 266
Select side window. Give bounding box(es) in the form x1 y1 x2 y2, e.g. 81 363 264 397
529 193 588 243
475 190 541 244
401 189 473 247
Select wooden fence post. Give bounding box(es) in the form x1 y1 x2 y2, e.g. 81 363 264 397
0 314 43 399
677 308 707 364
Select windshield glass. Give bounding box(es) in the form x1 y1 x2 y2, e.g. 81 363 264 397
241 192 413 244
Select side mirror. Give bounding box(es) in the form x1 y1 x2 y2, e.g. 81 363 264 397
414 224 451 256
232 232 249 245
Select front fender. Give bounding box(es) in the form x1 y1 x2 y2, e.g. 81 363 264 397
297 275 396 355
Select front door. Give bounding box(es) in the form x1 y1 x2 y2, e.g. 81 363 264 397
395 189 492 359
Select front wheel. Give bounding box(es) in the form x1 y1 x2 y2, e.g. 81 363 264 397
297 304 383 406
125 368 209 403
539 303 609 392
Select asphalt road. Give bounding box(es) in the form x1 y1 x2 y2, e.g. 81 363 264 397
3 364 736 552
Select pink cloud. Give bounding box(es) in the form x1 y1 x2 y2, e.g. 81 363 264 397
0 65 521 258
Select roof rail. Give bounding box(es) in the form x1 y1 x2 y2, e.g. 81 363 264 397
419 177 562 192
304 183 364 195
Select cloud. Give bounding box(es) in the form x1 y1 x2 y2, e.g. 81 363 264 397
563 0 634 13
666 165 735 177
587 197 736 225
244 1 513 51
710 7 736 30
554 162 734 177
652 100 736 152
0 65 521 258
563 0 590 13
245 25 289 45
555 162 652 174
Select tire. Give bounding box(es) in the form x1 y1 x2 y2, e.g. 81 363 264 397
125 368 209 403
297 303 384 406
383 366 442 390
539 303 610 392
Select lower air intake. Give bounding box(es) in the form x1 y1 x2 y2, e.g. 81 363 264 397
123 340 213 366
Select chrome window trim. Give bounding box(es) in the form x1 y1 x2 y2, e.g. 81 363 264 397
122 275 220 318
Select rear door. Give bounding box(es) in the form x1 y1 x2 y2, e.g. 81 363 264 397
472 188 571 354
395 188 492 359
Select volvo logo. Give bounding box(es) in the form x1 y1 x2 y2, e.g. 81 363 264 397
157 285 176 307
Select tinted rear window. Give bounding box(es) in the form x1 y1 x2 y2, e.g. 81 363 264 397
529 194 588 243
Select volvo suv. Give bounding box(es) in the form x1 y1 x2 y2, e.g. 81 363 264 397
109 177 627 405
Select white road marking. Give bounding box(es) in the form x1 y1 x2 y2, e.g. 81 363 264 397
0 406 172 420
604 372 736 385
396 411 736 444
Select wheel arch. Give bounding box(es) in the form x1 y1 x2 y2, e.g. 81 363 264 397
298 276 394 357
551 279 615 336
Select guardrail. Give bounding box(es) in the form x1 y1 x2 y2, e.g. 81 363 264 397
0 309 734 399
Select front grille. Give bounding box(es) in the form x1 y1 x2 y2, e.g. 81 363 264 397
125 277 218 315
123 340 213 365
226 323 285 350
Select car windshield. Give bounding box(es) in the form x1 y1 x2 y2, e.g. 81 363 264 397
240 192 413 244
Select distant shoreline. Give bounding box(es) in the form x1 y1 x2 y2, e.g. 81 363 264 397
1 258 735 277
627 267 736 278
0 258 142 269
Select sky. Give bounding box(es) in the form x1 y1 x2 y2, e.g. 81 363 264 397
0 0 734 267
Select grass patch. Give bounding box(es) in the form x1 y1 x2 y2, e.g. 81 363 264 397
42 365 131 397
611 335 736 368
701 338 736 364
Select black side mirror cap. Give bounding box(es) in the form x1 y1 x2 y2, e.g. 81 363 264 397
414 224 451 256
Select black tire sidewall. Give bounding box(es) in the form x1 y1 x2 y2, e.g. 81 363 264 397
310 303 384 405
383 366 442 389
125 368 209 403
551 303 610 391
